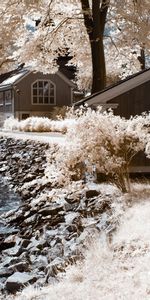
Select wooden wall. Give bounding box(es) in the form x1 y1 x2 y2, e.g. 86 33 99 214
108 80 150 118
107 81 150 171
14 72 72 112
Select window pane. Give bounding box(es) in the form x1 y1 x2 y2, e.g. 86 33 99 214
33 82 37 88
5 99 12 105
0 95 3 105
50 89 54 96
50 84 54 89
44 97 49 104
39 81 43 88
5 105 12 112
5 90 11 104
44 89 48 96
44 81 48 86
39 97 43 103
5 91 11 99
39 89 43 96
50 97 55 104
0 92 3 101
43 83 49 96
33 89 37 95
33 97 37 104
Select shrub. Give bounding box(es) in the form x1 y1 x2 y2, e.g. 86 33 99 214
3 116 76 133
46 107 150 192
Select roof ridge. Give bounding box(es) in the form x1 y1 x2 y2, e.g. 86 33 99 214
75 67 150 106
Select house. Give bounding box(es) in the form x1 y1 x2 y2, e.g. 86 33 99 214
75 68 150 117
0 68 75 125
75 68 150 173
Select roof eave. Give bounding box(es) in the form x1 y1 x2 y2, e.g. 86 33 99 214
0 84 12 91
57 71 76 88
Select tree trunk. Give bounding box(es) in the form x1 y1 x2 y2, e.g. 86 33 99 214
90 37 106 93
80 0 109 93
138 47 146 70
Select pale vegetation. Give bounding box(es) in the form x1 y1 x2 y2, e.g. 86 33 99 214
4 108 150 193
3 116 76 133
10 182 150 300
0 1 149 92
45 107 150 192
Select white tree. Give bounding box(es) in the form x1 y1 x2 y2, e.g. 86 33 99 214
0 0 149 91
0 0 39 71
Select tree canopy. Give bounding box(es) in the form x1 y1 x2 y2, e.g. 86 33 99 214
0 0 149 92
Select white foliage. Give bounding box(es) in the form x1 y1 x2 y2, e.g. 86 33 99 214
3 117 20 131
13 184 150 300
0 0 149 89
3 116 76 133
45 107 150 191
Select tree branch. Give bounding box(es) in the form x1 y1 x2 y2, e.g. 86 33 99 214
80 0 93 38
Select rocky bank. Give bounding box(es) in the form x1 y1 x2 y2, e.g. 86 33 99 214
0 136 121 296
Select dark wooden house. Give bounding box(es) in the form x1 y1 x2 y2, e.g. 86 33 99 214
75 68 150 173
0 68 75 125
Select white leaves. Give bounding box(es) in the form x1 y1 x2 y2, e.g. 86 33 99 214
0 0 150 88
45 107 150 190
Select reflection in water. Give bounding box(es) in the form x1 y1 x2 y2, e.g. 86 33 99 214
0 176 21 233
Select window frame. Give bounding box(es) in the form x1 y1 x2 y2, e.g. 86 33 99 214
31 79 56 105
0 91 3 106
5 90 12 106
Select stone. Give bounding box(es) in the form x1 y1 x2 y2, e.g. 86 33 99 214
0 281 4 291
0 267 13 278
8 261 29 273
11 154 22 160
0 166 9 172
0 137 118 295
20 239 31 248
0 239 15 251
46 257 65 279
3 245 24 257
5 272 37 292
2 257 22 268
27 238 47 252
39 205 63 216
33 255 48 270
24 214 37 225
85 189 100 199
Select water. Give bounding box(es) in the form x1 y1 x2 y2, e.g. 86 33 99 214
0 176 21 234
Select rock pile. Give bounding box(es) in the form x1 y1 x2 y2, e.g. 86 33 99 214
0 137 120 295
0 137 49 192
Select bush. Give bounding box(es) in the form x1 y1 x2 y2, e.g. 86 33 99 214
46 107 150 192
3 116 76 133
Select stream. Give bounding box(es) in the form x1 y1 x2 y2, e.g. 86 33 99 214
0 176 21 234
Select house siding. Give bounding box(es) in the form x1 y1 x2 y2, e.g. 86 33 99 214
107 81 150 172
74 69 150 173
14 72 72 112
108 81 150 118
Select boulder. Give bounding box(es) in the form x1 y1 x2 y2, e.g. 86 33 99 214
5 272 37 292
85 189 100 199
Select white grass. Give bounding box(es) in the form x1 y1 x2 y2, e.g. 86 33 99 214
3 117 76 133
13 182 150 300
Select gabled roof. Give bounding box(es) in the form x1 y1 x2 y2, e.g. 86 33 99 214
0 68 30 90
75 68 150 107
0 64 25 84
0 68 75 91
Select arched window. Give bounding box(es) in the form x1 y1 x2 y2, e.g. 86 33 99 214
32 80 56 105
